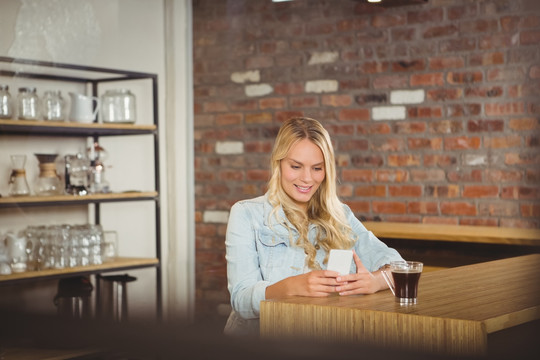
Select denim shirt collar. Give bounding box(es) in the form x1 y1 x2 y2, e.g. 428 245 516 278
262 193 317 242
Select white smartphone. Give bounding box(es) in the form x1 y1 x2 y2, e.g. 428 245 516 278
327 249 353 275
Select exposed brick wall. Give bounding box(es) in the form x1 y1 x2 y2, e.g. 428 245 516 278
192 0 540 318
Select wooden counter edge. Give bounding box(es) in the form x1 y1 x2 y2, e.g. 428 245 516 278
363 221 540 246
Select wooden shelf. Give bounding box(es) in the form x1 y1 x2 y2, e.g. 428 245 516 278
0 257 159 285
0 191 158 208
0 118 156 137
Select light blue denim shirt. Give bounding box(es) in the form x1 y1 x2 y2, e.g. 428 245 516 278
224 194 403 335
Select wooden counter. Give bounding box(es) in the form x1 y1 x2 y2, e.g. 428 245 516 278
363 221 540 246
260 254 540 356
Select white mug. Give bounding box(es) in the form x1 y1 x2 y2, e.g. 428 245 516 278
69 92 100 123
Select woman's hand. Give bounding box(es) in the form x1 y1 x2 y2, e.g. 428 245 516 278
334 251 388 296
265 270 342 299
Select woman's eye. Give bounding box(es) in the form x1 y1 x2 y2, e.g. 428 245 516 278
291 165 300 169
314 167 323 171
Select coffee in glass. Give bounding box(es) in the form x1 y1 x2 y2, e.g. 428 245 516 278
381 261 423 305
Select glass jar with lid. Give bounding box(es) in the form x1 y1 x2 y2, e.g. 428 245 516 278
41 90 66 121
101 89 136 123
0 84 13 119
17 87 39 120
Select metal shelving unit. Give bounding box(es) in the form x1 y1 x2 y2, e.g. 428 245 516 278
0 56 162 318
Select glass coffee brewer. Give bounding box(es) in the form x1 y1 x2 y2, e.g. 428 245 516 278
8 154 31 196
34 153 63 196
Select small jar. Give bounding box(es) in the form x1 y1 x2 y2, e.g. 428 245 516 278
42 90 66 121
17 87 39 120
0 84 13 119
101 89 136 123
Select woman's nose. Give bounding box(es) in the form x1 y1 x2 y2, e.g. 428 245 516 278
300 168 312 182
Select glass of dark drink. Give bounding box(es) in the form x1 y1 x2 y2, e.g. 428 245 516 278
381 261 423 305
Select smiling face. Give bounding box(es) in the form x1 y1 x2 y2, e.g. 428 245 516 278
280 138 326 211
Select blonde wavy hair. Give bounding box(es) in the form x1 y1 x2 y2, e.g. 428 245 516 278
267 117 355 269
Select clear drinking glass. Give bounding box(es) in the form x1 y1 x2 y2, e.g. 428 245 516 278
42 90 66 121
0 84 13 119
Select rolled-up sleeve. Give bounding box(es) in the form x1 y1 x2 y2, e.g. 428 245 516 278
226 202 270 319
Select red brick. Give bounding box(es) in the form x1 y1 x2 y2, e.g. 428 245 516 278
410 73 444 86
230 99 258 111
290 96 319 108
357 123 392 135
460 218 498 227
449 170 483 183
467 119 504 132
246 169 269 181
306 23 335 36
203 101 228 113
342 169 373 182
469 52 505 66
408 107 443 118
215 113 242 126
441 202 477 216
360 61 389 74
464 86 503 98
485 169 523 183
447 104 482 117
338 184 354 197
393 122 426 134
327 124 355 136
521 204 540 218
425 185 460 198
446 71 483 84
372 201 407 214
245 112 273 124
487 67 525 82
275 111 303 123
444 136 481 150
337 18 370 32
448 5 477 20
274 82 304 95
376 170 409 182
429 120 463 134
429 56 465 70
339 139 369 151
338 108 370 121
408 137 442 150
460 19 498 33
427 88 463 101
463 185 499 198
411 169 446 182
391 59 426 72
479 34 516 49
372 14 406 27
388 185 422 197
423 25 458 39
407 8 443 24
355 185 386 197
479 202 519 217
346 200 370 214
321 95 353 107
521 30 540 45
245 141 273 153
245 56 274 69
484 135 521 149
372 138 405 152
408 202 439 214
259 97 286 109
485 102 525 116
219 170 244 181
529 65 540 79
423 155 457 167
387 154 421 167
373 75 408 89
440 38 476 53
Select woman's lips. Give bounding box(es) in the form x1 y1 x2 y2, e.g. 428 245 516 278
295 184 312 193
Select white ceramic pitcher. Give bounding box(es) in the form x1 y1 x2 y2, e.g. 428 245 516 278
69 92 100 123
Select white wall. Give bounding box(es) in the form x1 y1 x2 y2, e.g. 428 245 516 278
0 0 194 322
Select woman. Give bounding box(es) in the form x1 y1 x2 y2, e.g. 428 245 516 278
225 117 403 335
